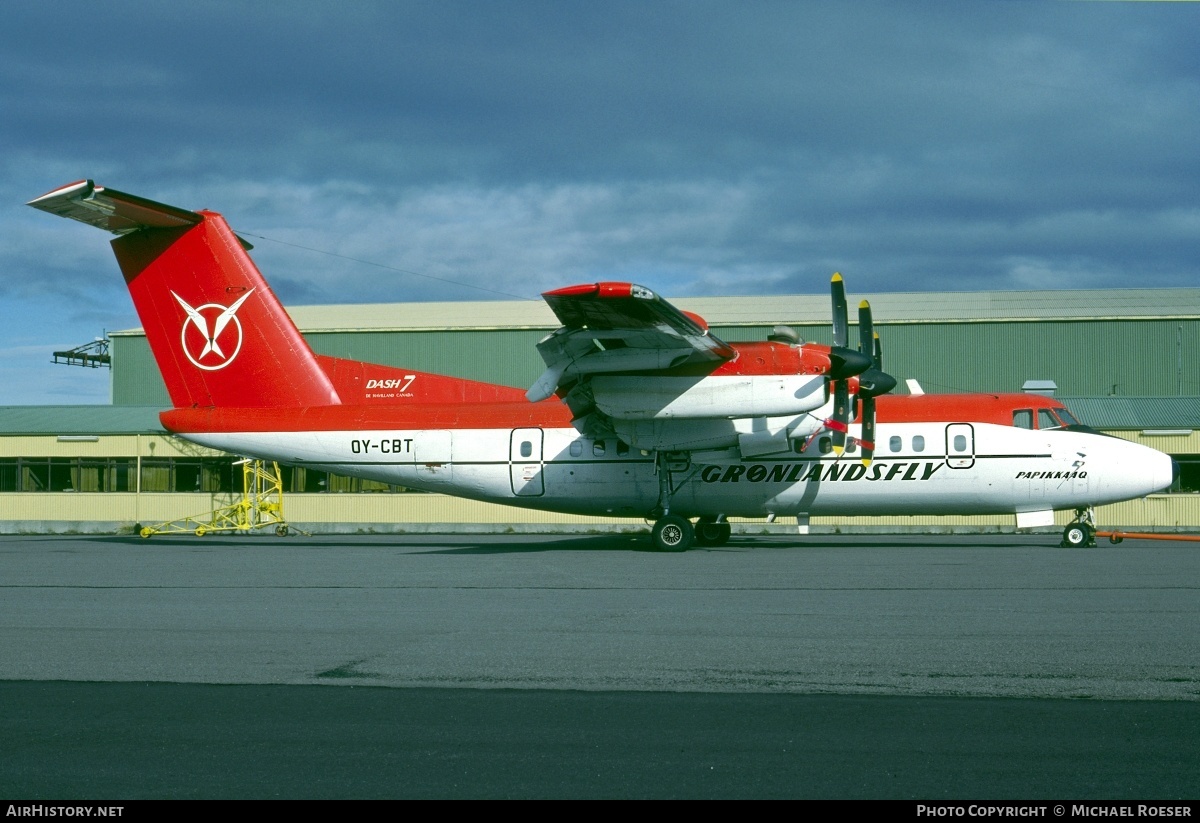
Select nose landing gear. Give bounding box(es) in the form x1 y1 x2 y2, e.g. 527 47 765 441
1061 508 1097 548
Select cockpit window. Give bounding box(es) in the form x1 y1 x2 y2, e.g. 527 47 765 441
1037 410 1060 430
1055 408 1080 427
1013 410 1033 429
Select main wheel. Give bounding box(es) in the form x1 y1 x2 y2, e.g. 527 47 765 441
1062 523 1092 548
694 519 732 547
652 515 694 552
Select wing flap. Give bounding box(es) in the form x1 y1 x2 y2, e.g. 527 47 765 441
529 282 735 401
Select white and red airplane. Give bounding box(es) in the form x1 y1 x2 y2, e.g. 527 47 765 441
29 180 1176 550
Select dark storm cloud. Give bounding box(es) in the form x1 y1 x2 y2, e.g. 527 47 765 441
2 1 1198 402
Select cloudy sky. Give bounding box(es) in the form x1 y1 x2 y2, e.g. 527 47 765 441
2 1 1197 404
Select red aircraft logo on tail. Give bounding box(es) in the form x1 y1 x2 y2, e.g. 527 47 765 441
171 289 255 371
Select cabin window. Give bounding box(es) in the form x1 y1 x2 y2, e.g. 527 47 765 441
1038 410 1060 430
953 434 967 452
520 441 533 458
1013 410 1033 429
569 441 583 457
593 441 606 456
818 437 832 454
846 438 857 454
912 435 925 452
616 441 629 456
889 436 902 453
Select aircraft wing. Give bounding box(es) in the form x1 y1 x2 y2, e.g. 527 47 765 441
527 282 736 402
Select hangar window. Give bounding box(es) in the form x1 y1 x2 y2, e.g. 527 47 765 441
1 457 164 493
0 456 422 495
278 465 329 493
76 459 134 492
1170 455 1200 494
15 459 70 491
322 472 410 493
140 458 236 493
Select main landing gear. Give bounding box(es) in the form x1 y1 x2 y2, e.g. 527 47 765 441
649 451 732 551
1061 508 1098 548
650 515 732 551
695 516 733 547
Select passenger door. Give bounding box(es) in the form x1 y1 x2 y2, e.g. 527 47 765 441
945 423 975 469
510 428 545 496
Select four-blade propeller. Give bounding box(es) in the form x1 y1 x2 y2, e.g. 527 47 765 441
824 273 897 464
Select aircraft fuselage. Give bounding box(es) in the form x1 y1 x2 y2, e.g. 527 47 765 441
177 415 1173 520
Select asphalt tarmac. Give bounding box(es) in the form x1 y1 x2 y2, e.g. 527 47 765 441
1 533 1198 799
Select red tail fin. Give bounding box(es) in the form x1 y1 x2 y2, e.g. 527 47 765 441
29 181 339 409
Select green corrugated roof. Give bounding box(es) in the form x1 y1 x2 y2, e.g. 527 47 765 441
0 406 166 435
1058 397 1200 430
108 287 1200 335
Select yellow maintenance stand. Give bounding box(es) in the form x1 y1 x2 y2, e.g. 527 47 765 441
139 459 302 538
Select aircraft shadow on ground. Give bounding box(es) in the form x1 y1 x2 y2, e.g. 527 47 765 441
75 533 1056 553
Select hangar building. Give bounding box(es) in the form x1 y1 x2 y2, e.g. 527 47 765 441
3 286 1199 534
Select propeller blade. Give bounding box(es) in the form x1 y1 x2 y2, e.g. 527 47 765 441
858 300 874 357
830 379 850 455
860 394 876 466
831 272 848 349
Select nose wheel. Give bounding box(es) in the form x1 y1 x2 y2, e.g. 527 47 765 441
1061 508 1097 548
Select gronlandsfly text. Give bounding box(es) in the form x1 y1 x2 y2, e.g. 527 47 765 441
701 461 944 484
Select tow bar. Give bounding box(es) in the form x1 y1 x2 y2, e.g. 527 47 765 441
1094 531 1200 545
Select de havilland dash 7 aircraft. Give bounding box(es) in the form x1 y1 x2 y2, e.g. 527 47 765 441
28 180 1176 550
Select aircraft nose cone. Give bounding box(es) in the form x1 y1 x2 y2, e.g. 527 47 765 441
1151 452 1178 494
829 346 872 379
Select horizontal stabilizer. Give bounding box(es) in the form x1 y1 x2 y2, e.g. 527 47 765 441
27 180 201 234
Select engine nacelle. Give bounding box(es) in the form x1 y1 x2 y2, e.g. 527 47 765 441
591 374 827 420
613 409 832 456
